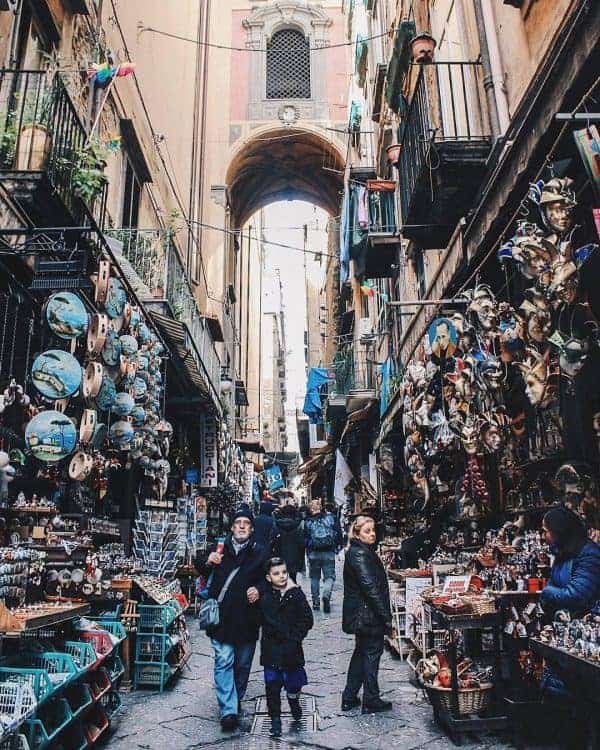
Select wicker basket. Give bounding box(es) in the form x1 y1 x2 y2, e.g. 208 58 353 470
470 598 496 616
423 682 494 716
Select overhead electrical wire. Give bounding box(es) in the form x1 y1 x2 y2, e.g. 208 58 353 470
138 26 393 53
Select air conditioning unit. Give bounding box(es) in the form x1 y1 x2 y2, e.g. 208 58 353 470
358 317 374 340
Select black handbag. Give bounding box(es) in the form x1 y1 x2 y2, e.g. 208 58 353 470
198 567 241 630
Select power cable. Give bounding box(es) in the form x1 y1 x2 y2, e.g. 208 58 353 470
138 26 393 53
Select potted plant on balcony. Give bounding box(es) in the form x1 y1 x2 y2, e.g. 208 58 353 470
70 139 109 204
410 33 437 63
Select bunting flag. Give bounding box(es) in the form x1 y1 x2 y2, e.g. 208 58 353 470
360 279 375 297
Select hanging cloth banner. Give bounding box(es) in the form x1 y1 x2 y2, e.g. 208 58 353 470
264 464 285 492
334 449 354 506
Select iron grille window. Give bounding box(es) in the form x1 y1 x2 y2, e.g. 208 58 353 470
266 29 311 99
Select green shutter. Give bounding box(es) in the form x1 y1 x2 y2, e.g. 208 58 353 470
384 20 416 113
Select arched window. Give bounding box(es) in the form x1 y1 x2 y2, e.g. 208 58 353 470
266 28 311 99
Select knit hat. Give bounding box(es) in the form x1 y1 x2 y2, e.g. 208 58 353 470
232 505 254 525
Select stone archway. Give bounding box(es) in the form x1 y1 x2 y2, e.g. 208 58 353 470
226 125 345 226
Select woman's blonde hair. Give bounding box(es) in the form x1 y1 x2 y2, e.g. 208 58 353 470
348 515 375 541
308 499 322 515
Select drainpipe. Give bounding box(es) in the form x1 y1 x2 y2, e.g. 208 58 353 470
472 0 500 139
479 0 511 135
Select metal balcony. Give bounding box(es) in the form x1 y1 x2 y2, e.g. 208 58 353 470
328 349 377 416
397 62 492 248
105 228 221 408
0 69 107 228
365 182 398 278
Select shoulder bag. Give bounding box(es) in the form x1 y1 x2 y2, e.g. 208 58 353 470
198 566 241 631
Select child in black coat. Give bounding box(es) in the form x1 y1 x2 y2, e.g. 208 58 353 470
259 557 314 737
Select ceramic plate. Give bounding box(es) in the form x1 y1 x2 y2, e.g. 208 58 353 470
102 327 122 366
131 406 146 426
91 422 108 450
96 376 117 411
46 293 88 340
133 377 147 401
109 420 134 448
31 350 82 400
119 334 139 356
25 411 77 462
104 277 127 319
114 392 135 418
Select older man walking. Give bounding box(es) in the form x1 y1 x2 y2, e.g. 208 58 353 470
199 507 268 731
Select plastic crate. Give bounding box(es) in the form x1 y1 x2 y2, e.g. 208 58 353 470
0 669 54 704
63 642 97 673
79 630 114 659
0 734 30 750
0 681 37 734
105 654 124 684
99 689 121 718
16 654 79 689
24 697 72 746
138 604 178 632
83 703 108 745
136 634 175 662
94 620 126 643
86 669 110 702
64 683 92 720
133 662 174 692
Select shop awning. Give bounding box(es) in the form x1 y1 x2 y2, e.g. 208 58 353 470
150 311 216 404
236 438 265 453
297 454 323 475
340 399 377 441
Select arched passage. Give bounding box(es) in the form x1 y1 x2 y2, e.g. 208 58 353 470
225 126 346 226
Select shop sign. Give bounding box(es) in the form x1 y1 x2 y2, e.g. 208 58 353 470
199 414 218 488
442 574 472 595
400 220 465 366
405 574 432 637
185 468 199 485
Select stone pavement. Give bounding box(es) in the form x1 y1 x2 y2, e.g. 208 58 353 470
105 570 529 750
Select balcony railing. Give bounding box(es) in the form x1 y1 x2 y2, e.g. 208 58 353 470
105 228 221 404
367 185 397 237
0 69 107 227
398 61 491 234
330 350 377 397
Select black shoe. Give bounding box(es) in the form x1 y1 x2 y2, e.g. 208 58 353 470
270 717 282 738
323 597 331 613
341 696 361 711
312 602 320 612
221 714 238 731
362 699 392 714
288 697 302 721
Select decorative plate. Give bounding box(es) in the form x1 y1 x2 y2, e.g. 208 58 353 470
137 323 151 344
109 420 134 448
104 277 127 319
25 410 77 462
133 377 147 401
31 350 82 400
45 293 88 340
131 406 146 426
96 376 117 412
91 422 107 450
102 326 121 366
129 306 141 330
137 354 149 371
114 392 135 418
119 334 139 357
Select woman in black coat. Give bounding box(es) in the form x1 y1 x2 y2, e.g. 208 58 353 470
341 515 393 714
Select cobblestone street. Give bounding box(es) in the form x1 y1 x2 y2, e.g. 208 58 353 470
106 571 521 750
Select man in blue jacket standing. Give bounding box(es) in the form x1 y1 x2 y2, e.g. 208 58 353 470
304 498 343 613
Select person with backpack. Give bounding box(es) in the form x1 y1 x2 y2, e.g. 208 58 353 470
273 503 306 582
304 498 343 613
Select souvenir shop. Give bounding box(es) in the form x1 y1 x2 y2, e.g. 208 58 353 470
378 113 600 743
0 224 239 749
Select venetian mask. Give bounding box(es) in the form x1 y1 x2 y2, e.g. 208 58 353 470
511 229 557 279
482 423 504 453
468 285 499 331
548 330 590 377
516 349 549 406
549 259 579 304
479 356 504 392
460 417 481 455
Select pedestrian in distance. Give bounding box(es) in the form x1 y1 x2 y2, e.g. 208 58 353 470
198 507 268 731
341 515 393 714
273 503 306 582
304 498 343 613
253 499 277 551
258 557 314 738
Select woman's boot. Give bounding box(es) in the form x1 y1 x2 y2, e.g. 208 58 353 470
287 692 302 721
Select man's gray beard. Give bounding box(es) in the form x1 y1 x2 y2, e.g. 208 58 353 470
233 534 249 544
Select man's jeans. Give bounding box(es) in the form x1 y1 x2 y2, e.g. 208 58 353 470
342 632 385 706
307 550 336 605
211 639 256 717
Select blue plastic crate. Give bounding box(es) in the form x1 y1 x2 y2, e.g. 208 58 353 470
105 654 124 684
94 620 126 642
24 696 72 747
0 680 38 735
62 642 97 674
0 669 54 704
137 604 178 632
135 634 175 663
15 654 78 689
64 682 92 720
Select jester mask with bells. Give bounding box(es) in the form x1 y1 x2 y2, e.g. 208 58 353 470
548 329 590 378
520 289 552 345
467 285 499 332
510 223 558 280
538 177 577 237
515 347 556 406
460 415 483 455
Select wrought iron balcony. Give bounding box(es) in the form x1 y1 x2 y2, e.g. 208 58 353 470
105 228 221 407
0 69 107 228
397 62 492 248
328 349 378 416
365 181 398 278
